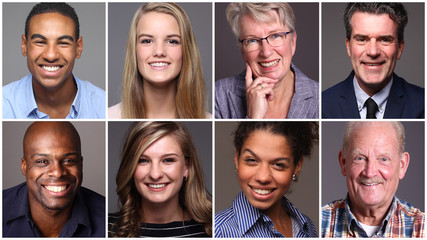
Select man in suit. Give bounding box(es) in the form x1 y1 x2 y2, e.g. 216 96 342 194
322 3 424 119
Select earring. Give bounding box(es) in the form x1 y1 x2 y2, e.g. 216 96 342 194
183 176 188 182
292 174 298 182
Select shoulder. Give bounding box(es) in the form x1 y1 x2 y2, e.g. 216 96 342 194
214 206 238 237
75 77 106 97
322 199 346 212
215 73 245 89
3 183 27 203
395 198 425 218
108 212 120 237
79 187 105 215
393 75 424 96
108 103 122 119
3 75 31 99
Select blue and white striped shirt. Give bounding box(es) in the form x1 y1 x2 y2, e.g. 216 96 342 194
215 192 317 238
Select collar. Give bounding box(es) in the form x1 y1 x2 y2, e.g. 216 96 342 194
353 75 393 118
232 192 311 236
4 182 93 236
345 195 397 237
22 74 82 119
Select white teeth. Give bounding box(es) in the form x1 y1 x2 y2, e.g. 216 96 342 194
365 63 380 66
150 62 169 67
45 185 66 193
260 60 279 67
149 184 166 189
363 183 379 186
42 66 60 72
253 188 272 195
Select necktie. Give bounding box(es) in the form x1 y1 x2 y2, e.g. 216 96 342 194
365 98 378 119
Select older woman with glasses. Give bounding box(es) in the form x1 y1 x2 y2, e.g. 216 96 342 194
215 3 318 119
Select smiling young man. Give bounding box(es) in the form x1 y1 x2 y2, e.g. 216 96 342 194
322 3 424 119
321 122 424 238
3 122 105 237
3 3 105 119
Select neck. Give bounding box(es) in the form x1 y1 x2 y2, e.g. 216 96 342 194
143 80 177 118
29 199 73 237
141 197 188 224
262 199 293 237
357 75 392 97
349 198 392 226
32 76 77 118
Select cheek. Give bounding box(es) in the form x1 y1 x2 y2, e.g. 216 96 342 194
237 165 254 182
170 47 183 66
133 165 149 180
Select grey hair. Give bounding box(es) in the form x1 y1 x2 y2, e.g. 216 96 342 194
226 2 296 39
342 121 405 155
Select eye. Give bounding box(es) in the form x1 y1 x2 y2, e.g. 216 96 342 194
355 156 366 161
140 39 152 44
138 158 149 164
272 162 287 170
63 159 78 165
163 157 177 164
166 39 180 45
243 157 257 165
244 38 258 45
58 41 71 46
379 157 389 162
270 33 283 39
35 159 49 165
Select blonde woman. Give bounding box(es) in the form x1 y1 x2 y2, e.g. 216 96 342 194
109 3 209 119
108 122 212 237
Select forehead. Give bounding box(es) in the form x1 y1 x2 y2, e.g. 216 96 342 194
137 11 180 34
28 12 75 36
25 127 79 153
350 12 398 36
239 11 286 36
349 123 399 152
143 135 182 154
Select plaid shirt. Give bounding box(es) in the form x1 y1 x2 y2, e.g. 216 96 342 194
321 196 424 238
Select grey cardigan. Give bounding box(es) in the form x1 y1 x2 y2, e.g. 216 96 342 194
215 64 319 119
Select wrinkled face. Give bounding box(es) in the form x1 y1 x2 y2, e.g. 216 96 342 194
133 135 188 205
21 126 82 212
346 12 404 95
22 13 82 90
235 130 302 212
339 123 409 211
136 12 183 86
239 12 296 82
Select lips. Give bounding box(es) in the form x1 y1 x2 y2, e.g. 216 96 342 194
44 185 67 193
252 188 273 195
148 183 166 188
41 65 62 72
149 62 170 67
259 59 280 68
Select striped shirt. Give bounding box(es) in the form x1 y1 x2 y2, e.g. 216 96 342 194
215 192 317 238
321 196 425 238
108 213 209 237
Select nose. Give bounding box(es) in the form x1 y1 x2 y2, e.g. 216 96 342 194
153 42 166 57
362 159 378 178
43 42 60 62
149 162 164 180
366 39 381 57
48 162 66 178
255 164 272 183
259 40 274 58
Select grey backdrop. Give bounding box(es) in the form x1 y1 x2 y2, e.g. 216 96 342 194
2 2 105 89
322 121 424 212
215 3 319 82
108 3 212 113
322 3 424 90
108 121 212 213
215 121 319 232
3 121 106 197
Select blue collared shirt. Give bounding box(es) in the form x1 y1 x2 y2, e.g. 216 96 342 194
3 182 106 237
3 74 105 119
353 76 392 119
215 192 317 238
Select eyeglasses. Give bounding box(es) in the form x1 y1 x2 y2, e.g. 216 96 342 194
239 31 293 52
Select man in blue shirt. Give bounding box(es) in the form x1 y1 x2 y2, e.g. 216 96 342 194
3 121 105 237
3 2 105 119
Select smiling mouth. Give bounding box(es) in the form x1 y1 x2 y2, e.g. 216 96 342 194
251 187 274 195
148 183 167 189
41 65 62 72
43 185 68 193
259 59 280 68
150 62 170 67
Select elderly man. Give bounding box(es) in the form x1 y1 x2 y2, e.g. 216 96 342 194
3 122 105 237
322 3 424 119
215 3 318 119
322 122 424 238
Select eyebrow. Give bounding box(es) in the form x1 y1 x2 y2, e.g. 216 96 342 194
30 34 74 42
137 33 181 39
352 34 395 39
242 148 291 162
30 152 80 159
140 153 181 159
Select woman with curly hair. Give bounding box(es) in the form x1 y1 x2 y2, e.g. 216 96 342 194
215 122 318 237
108 3 209 119
109 122 212 237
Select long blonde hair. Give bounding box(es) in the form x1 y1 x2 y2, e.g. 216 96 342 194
121 3 206 118
113 122 212 237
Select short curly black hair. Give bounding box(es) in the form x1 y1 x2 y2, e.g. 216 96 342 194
233 122 318 164
25 2 80 40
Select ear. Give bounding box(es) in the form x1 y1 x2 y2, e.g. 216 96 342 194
338 150 347 176
293 157 304 176
184 159 189 178
396 40 405 60
291 32 297 56
345 38 351 57
75 36 83 59
398 152 410 179
234 150 239 171
21 158 27 176
21 34 28 57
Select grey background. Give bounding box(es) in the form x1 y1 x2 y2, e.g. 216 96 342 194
108 3 212 113
3 121 106 197
108 121 212 213
215 121 320 232
215 3 319 82
322 121 424 212
322 3 424 90
2 3 106 89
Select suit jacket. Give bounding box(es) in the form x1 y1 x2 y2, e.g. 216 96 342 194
215 64 319 119
322 71 425 119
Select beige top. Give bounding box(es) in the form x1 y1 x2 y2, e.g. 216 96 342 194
108 102 212 119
